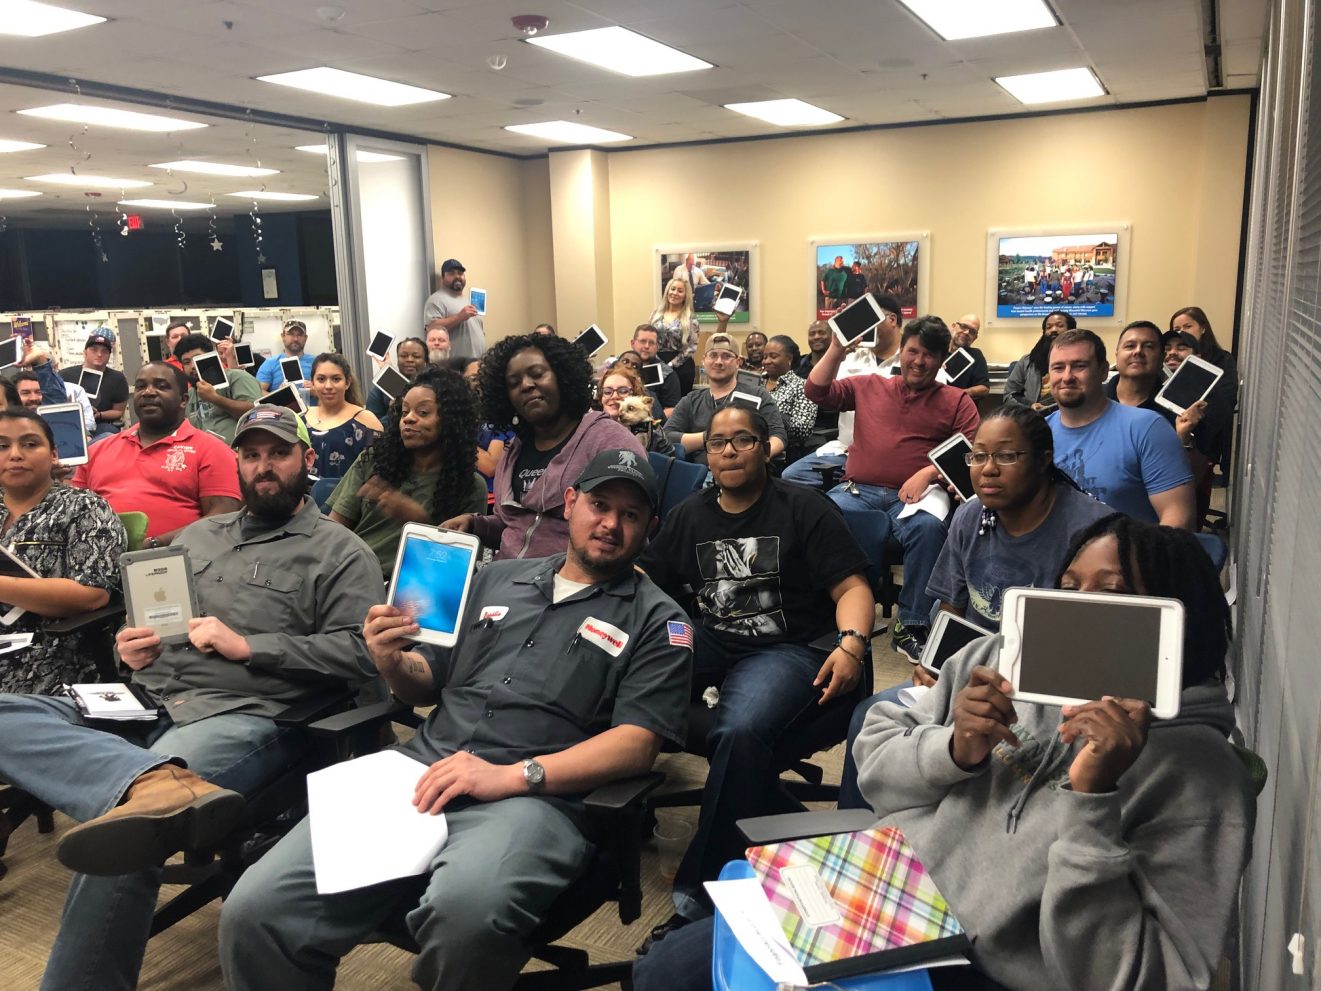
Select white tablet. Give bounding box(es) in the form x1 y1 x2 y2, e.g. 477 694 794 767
1155 353 1224 415
729 390 763 410
572 324 608 356
372 365 410 402
0 336 20 370
233 342 256 368
37 403 89 467
262 382 308 415
120 545 199 645
828 293 884 348
640 361 665 388
209 316 235 342
0 543 40 625
365 330 395 363
712 282 743 316
280 356 305 385
918 611 993 675
927 433 974 503
469 288 487 315
999 587 1184 719
736 369 765 392
145 331 168 363
192 351 229 392
386 524 482 648
941 347 975 385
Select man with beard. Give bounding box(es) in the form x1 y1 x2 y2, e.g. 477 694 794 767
423 258 486 360
174 333 262 443
0 405 382 991
1003 309 1075 409
947 313 991 400
254 319 315 397
219 450 690 991
73 361 241 545
424 320 452 364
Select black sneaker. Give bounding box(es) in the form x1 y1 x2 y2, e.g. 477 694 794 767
891 620 929 662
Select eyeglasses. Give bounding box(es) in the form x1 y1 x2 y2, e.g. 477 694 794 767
704 433 761 454
600 386 633 397
964 450 1032 467
705 350 738 362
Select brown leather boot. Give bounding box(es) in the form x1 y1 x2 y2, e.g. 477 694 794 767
57 764 245 876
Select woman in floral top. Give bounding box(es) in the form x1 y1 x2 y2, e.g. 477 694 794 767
305 352 383 481
648 277 701 395
762 335 818 460
0 408 126 695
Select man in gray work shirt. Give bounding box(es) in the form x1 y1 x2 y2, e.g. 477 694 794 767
422 257 486 359
0 405 382 991
220 449 692 991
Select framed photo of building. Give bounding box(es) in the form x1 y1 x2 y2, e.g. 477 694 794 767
986 226 1130 324
810 234 929 322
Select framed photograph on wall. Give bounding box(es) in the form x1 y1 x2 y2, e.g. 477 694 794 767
654 243 757 326
986 225 1130 325
810 235 929 323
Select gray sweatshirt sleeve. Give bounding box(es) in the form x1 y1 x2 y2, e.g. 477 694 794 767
1002 357 1035 408
1039 778 1254 989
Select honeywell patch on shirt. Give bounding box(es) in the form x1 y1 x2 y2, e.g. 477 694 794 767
577 617 629 657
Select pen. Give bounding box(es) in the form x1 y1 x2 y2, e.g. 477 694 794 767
252 561 260 580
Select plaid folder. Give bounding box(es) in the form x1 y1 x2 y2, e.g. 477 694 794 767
745 825 969 981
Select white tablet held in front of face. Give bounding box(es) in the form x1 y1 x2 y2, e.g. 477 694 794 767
192 350 229 392
828 293 884 348
999 587 1185 719
1155 353 1224 415
386 525 482 648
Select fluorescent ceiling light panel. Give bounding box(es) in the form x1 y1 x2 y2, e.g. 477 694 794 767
504 120 632 144
150 160 279 178
228 190 319 202
17 103 206 132
0 188 42 200
294 144 405 163
257 67 449 107
723 99 844 127
0 1 106 37
898 0 1056 41
526 26 712 77
995 67 1106 104
25 172 152 189
118 199 213 210
0 138 47 153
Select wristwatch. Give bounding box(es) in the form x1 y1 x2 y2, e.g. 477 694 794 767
522 758 546 795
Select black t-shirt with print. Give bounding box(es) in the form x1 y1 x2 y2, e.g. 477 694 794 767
512 435 570 502
639 477 869 649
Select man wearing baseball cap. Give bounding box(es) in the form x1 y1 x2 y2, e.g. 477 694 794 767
422 257 486 360
0 403 382 991
220 449 691 991
59 327 129 438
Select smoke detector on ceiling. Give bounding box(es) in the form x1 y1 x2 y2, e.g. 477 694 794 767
512 14 549 36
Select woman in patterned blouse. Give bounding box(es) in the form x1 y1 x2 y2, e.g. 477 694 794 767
0 407 126 695
761 335 818 462
305 352 383 482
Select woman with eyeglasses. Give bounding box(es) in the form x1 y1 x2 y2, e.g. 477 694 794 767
598 365 675 455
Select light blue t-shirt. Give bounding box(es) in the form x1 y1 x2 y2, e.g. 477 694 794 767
1047 402 1191 523
254 352 316 406
926 484 1116 630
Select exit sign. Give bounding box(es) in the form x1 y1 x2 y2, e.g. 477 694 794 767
126 215 143 230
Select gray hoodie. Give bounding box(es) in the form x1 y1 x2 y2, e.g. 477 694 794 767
854 636 1255 991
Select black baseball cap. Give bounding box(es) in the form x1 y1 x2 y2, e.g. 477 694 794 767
441 258 466 273
1162 330 1198 349
574 449 659 511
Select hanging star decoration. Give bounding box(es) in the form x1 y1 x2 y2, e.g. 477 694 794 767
116 192 130 237
86 204 108 263
210 235 224 252
244 110 267 264
171 208 187 250
206 200 222 251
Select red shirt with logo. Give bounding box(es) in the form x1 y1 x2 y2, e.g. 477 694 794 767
72 420 240 538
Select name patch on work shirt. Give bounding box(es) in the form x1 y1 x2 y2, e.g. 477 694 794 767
480 606 509 622
577 617 629 657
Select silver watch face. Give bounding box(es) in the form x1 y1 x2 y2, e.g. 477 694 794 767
524 759 545 788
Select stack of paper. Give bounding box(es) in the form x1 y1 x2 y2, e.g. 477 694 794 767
67 683 157 721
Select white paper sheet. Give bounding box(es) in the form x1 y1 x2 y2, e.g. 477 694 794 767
896 484 952 523
705 877 808 986
896 683 931 708
307 750 449 895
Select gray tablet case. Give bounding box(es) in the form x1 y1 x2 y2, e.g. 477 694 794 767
120 545 199 645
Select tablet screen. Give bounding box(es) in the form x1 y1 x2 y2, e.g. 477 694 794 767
233 343 255 367
373 366 410 400
943 350 974 382
391 535 476 638
0 337 20 369
640 362 665 388
1019 597 1162 702
930 436 974 501
573 325 608 356
0 546 32 580
280 357 305 384
78 368 103 398
38 406 87 465
262 383 305 413
367 331 393 358
193 352 228 388
831 296 881 343
924 616 988 672
717 284 741 305
210 317 235 341
1160 359 1219 410
469 288 487 314
145 333 167 363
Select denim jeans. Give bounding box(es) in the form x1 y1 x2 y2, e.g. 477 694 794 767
827 482 948 626
838 682 909 811
672 624 825 919
0 692 308 991
780 453 846 488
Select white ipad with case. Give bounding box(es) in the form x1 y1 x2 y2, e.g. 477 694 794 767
0 336 21 370
262 382 308 415
233 342 255 368
280 356 305 385
1155 353 1224 415
999 587 1184 719
469 288 487 315
940 347 975 385
640 361 665 388
209 316 235 342
37 403 89 467
78 367 104 400
918 611 993 675
365 330 395 363
927 433 974 503
729 390 763 410
572 324 608 357
372 365 410 402
386 524 482 648
145 332 167 363
120 545 199 645
712 282 743 316
828 293 884 348
192 351 229 392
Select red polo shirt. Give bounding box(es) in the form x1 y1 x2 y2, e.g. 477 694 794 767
72 420 239 538
804 374 980 488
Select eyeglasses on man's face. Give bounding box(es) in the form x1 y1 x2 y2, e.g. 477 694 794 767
965 450 1031 467
704 433 761 454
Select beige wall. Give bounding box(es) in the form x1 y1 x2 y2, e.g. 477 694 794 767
425 146 555 343
428 95 1252 364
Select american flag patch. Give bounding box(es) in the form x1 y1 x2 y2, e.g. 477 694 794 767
667 620 693 650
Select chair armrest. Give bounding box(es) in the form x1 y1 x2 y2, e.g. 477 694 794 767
582 771 664 813
737 809 879 847
272 688 355 728
807 619 889 655
307 700 413 736
45 598 125 635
